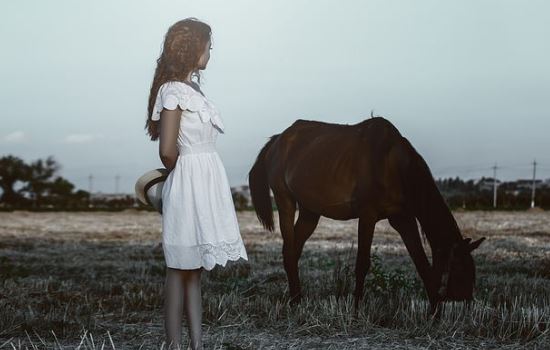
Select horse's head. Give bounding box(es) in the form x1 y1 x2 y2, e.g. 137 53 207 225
439 237 485 301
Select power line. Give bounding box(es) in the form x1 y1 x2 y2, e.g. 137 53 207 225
432 160 550 180
115 174 120 194
88 174 94 193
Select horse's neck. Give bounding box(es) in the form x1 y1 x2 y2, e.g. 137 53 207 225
414 177 462 262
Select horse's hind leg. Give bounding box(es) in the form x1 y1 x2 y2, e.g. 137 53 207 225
388 214 440 318
272 190 299 302
294 207 320 261
290 207 321 301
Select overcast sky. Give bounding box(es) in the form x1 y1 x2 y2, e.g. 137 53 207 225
1 0 549 194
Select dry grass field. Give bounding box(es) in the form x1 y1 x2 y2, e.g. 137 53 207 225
0 210 549 349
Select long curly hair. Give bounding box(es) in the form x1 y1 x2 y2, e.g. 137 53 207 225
145 18 212 141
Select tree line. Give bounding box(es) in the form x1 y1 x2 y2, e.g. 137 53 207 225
0 155 135 211
436 176 550 210
1 154 548 211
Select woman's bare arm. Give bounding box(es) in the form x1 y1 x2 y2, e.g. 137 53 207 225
159 107 182 171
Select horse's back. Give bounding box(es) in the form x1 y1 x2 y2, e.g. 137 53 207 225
284 117 401 135
276 117 402 155
263 117 407 219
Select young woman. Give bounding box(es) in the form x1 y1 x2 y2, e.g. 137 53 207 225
145 18 248 350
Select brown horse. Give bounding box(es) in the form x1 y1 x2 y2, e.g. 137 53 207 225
248 116 485 316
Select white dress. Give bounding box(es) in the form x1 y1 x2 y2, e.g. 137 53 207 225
151 81 248 271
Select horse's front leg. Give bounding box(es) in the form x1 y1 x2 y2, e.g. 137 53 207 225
388 214 442 319
354 213 377 311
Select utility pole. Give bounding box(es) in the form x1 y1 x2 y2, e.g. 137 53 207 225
115 174 120 194
492 163 498 208
88 174 94 194
531 159 537 208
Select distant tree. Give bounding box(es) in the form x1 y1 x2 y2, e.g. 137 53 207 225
232 192 249 211
48 176 75 197
73 189 90 200
69 189 91 210
19 156 61 208
0 155 30 205
46 176 76 207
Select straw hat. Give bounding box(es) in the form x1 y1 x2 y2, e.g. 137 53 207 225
135 168 170 214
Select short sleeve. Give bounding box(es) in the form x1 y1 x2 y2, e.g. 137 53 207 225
151 82 207 121
151 83 183 121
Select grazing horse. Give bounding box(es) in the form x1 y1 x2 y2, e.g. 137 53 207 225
248 116 485 316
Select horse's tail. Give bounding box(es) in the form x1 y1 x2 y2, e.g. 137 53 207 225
248 134 279 232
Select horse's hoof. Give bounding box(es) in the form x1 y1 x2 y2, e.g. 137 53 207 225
352 304 360 318
427 303 443 321
289 294 302 305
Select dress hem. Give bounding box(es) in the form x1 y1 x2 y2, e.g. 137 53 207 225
166 255 249 271
162 238 249 271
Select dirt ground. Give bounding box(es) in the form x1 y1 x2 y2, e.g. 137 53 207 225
0 210 549 349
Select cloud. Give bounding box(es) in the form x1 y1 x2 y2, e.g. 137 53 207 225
2 131 26 143
63 133 104 144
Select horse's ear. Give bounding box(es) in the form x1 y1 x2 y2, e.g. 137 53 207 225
468 237 486 252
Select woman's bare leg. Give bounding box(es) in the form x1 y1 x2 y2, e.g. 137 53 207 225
164 267 184 349
182 268 203 350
